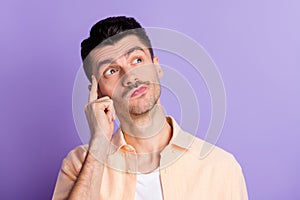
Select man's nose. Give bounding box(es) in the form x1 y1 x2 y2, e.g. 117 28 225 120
122 69 138 87
122 68 139 87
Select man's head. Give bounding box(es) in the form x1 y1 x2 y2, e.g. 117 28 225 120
81 16 163 118
81 16 154 82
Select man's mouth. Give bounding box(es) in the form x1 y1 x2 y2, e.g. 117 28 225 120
130 86 148 98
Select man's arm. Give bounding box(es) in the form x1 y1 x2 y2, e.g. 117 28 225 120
67 136 112 199
53 75 115 199
231 156 248 200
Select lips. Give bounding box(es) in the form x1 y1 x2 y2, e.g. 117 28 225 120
131 86 147 98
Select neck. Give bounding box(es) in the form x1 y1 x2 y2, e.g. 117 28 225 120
124 117 172 154
119 104 172 154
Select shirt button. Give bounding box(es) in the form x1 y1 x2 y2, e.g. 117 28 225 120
122 145 133 152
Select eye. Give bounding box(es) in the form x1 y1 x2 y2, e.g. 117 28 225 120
104 67 119 77
132 57 143 64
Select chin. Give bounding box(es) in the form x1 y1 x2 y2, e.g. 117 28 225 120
128 88 160 116
129 103 153 116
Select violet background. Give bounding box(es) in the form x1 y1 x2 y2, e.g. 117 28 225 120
1 0 299 199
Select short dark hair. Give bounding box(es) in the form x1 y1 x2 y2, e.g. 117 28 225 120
81 16 154 82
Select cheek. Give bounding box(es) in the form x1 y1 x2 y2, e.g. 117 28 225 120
99 81 112 97
99 80 120 98
148 72 160 84
147 68 160 80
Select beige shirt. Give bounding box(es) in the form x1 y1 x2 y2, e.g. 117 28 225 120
52 117 248 200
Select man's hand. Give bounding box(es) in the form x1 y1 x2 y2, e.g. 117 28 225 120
84 75 115 141
62 75 115 200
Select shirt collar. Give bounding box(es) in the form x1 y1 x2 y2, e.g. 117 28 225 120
111 116 195 152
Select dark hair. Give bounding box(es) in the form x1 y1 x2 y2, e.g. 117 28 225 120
81 16 154 82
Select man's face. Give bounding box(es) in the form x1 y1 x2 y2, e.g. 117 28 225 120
87 35 162 118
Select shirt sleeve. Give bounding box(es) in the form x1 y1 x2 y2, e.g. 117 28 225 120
230 156 249 200
52 145 88 200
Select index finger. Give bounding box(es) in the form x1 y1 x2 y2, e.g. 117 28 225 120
88 75 98 103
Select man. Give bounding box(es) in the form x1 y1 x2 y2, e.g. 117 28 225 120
53 16 248 200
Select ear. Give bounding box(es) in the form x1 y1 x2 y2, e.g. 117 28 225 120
153 56 163 78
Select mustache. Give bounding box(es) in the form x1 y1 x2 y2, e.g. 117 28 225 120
122 80 151 98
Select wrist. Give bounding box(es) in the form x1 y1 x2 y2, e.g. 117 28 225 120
88 132 112 163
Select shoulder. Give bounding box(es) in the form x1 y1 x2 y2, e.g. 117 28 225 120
184 132 242 171
61 144 89 173
169 131 248 199
168 116 241 170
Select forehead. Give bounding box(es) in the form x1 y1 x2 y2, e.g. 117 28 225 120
87 35 150 64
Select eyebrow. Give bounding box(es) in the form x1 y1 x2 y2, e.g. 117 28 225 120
125 46 145 58
97 59 113 70
96 46 146 70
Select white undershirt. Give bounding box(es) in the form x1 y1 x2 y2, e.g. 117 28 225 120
134 169 163 200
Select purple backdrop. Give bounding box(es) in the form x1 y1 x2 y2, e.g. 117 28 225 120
1 0 299 199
